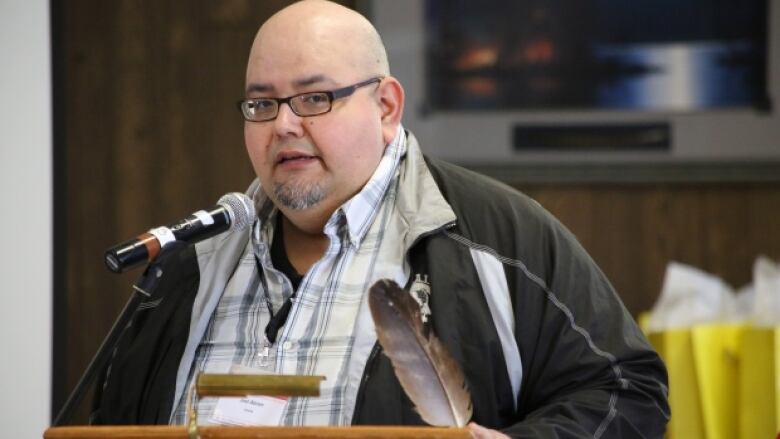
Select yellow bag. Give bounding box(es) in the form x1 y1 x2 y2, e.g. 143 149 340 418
648 328 705 439
738 326 779 439
691 324 741 439
646 323 779 439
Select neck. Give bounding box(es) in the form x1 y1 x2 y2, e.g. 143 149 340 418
280 214 329 274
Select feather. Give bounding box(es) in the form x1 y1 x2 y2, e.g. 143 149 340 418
368 279 473 427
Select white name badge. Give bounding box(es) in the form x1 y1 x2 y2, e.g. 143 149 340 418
210 395 287 426
209 364 287 426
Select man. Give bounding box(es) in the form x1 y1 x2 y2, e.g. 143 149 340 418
93 1 669 437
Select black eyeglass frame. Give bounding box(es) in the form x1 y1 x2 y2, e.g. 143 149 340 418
237 77 384 122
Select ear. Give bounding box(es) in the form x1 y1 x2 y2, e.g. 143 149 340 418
376 77 405 144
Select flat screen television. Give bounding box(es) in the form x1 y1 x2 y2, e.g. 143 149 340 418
365 0 780 182
424 0 768 112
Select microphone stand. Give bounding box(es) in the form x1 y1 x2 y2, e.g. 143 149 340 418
53 244 183 426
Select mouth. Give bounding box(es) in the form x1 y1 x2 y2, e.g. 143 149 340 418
276 151 318 165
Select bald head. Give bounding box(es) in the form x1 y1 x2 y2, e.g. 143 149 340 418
249 0 389 82
241 1 406 232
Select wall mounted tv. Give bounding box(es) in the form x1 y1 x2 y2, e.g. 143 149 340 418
367 0 779 182
424 0 769 113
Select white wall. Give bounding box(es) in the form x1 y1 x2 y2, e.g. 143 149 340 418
0 0 52 437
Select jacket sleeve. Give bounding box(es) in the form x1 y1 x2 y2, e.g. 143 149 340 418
502 206 670 438
91 245 201 425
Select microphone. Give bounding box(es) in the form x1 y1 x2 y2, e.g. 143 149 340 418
104 192 256 273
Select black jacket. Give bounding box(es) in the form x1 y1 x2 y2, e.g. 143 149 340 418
94 135 669 438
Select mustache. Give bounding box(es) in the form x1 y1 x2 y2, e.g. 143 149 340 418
270 140 319 156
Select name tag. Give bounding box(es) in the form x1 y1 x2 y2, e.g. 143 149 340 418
210 395 287 426
209 363 287 426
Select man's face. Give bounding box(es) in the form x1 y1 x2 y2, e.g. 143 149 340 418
243 29 386 218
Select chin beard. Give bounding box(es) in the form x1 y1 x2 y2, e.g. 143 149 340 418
272 180 325 210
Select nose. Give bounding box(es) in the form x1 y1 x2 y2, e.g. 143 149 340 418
273 102 304 138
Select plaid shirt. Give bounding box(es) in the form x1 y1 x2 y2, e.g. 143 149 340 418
172 129 408 425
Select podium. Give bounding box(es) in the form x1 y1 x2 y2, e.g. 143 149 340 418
44 425 471 438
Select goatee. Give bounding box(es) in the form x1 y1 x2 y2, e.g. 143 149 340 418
273 180 325 210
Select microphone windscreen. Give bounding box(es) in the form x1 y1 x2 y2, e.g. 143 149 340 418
218 192 256 231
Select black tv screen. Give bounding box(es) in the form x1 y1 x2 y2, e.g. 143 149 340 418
425 0 769 112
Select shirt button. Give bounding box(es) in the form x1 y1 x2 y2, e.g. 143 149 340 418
282 341 293 350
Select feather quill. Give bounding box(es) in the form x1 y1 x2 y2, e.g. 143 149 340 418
368 279 473 427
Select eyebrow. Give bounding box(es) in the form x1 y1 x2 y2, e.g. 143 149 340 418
245 75 336 95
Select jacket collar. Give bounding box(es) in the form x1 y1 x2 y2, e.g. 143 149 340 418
395 130 457 250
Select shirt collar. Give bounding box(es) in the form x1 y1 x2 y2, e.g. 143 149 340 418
336 126 406 248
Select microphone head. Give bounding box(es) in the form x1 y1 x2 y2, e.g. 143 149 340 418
218 192 256 231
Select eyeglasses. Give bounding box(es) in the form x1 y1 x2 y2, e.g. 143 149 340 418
237 77 383 122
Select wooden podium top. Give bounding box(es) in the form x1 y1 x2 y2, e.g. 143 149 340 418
44 425 471 438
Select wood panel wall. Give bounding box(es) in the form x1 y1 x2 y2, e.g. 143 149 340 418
518 184 780 314
53 0 780 424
